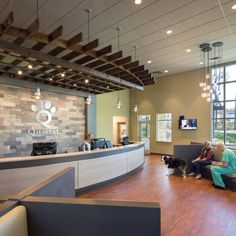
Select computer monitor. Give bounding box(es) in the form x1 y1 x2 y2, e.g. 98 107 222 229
31 142 57 156
91 138 106 150
122 136 130 145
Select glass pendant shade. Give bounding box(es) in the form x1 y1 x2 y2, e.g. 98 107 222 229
85 94 92 105
116 97 122 109
32 86 41 100
133 104 138 112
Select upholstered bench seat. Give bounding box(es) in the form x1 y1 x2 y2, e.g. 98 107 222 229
201 165 236 191
0 205 28 236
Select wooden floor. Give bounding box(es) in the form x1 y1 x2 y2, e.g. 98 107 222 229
78 155 236 236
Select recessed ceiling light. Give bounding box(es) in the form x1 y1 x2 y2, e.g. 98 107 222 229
147 60 152 64
186 49 191 53
166 30 173 35
164 70 169 73
17 70 23 75
135 0 142 4
232 4 236 9
28 64 33 69
85 79 89 83
200 62 203 65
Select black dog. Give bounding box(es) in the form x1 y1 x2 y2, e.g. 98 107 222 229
161 156 187 178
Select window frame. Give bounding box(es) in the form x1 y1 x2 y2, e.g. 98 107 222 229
156 113 172 143
211 62 236 145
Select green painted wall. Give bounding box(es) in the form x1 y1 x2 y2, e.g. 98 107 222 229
130 69 211 155
96 90 130 141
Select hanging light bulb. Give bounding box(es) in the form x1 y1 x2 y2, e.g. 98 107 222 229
203 86 207 91
32 86 41 100
206 97 211 102
85 94 92 105
116 96 122 109
201 92 207 98
133 104 138 112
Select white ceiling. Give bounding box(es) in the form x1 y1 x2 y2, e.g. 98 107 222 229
1 0 236 77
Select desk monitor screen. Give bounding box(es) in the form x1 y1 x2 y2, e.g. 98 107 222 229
91 138 106 150
32 142 57 156
180 119 197 130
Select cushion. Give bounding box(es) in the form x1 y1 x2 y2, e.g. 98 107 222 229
0 206 28 236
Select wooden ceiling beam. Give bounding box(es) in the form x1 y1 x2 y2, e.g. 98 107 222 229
48 47 65 56
13 19 39 45
61 51 80 60
67 32 83 47
107 51 123 61
105 67 122 75
96 45 112 57
48 25 63 42
115 56 132 66
134 70 149 77
81 39 99 53
76 45 112 67
31 25 63 51
75 55 94 65
0 12 13 36
62 39 98 60
0 39 144 90
130 65 145 73
95 64 114 72
86 60 105 68
123 61 139 70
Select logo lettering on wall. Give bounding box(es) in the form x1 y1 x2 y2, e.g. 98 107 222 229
28 100 60 137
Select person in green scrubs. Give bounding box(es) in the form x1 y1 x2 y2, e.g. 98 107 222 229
211 143 236 190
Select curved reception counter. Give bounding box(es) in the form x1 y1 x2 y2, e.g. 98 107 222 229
0 142 144 195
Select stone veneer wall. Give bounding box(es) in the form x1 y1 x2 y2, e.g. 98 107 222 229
0 84 86 157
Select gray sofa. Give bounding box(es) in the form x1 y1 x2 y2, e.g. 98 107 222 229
173 144 236 191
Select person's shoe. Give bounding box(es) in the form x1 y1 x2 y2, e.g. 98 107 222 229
212 183 226 190
188 172 195 176
195 174 202 179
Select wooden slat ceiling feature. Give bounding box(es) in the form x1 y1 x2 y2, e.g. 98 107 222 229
0 12 155 93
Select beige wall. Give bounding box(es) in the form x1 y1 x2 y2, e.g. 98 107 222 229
130 69 211 155
96 90 130 142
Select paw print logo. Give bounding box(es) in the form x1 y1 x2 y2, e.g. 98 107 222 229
31 100 56 128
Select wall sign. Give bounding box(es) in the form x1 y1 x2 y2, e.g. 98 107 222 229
28 99 60 137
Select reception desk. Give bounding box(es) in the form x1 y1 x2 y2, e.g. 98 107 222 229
0 143 144 195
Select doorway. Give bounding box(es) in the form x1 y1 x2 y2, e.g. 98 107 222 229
137 115 151 154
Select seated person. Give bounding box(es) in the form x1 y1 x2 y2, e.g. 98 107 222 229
211 143 236 190
79 133 93 151
189 141 214 179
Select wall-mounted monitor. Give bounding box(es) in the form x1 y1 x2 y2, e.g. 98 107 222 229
180 119 197 130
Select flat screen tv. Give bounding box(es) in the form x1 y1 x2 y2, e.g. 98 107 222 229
180 119 197 130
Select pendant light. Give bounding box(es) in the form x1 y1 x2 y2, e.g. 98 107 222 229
133 46 138 112
199 43 212 98
85 9 92 105
85 93 92 105
32 1 42 100
116 27 122 109
199 42 223 102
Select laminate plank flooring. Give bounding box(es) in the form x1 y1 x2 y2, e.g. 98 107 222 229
78 155 236 236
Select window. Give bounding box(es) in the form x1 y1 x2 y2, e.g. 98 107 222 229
156 113 172 142
211 64 236 145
